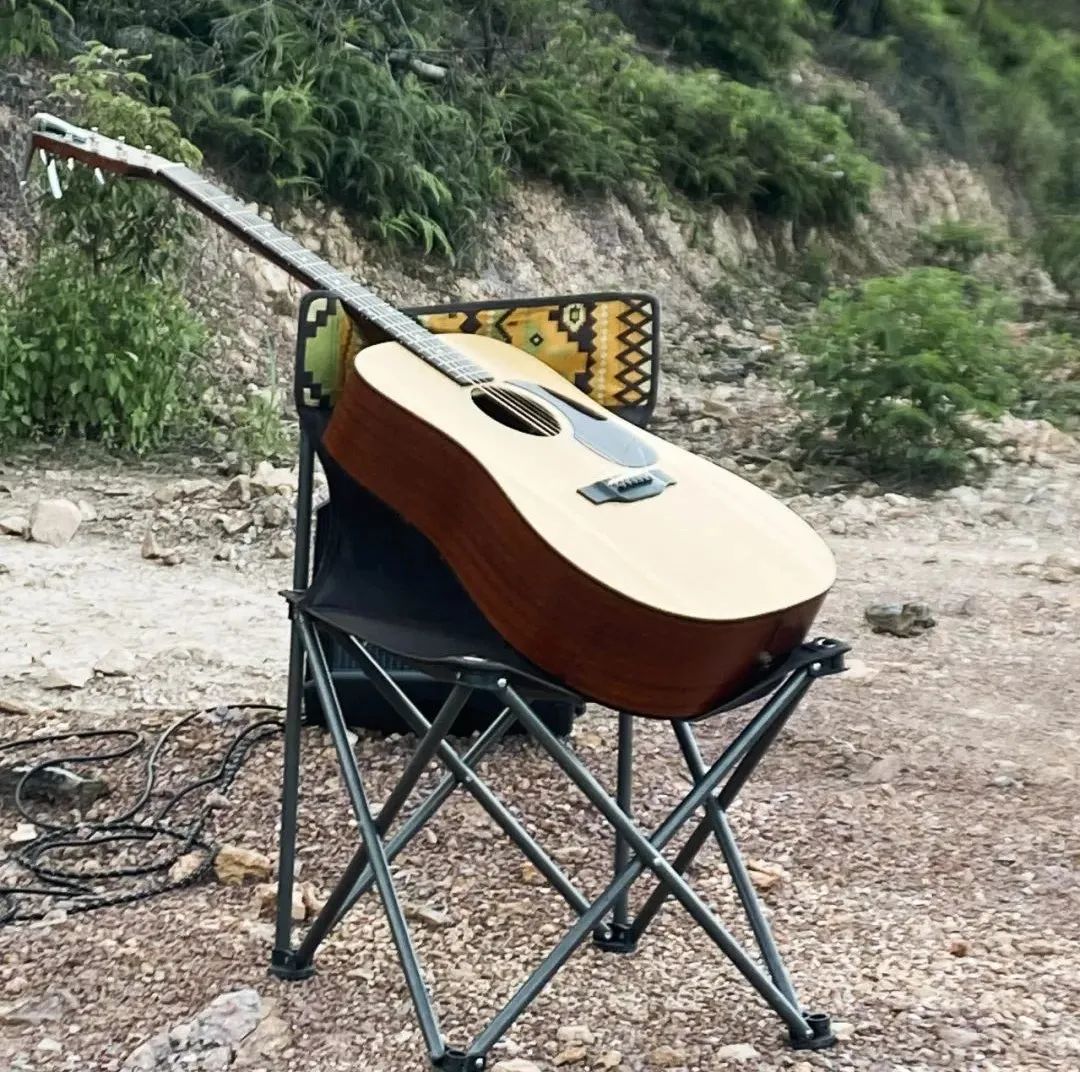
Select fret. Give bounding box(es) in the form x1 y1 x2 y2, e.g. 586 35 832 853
165 164 492 386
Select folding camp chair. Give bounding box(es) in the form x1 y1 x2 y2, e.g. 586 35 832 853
292 290 660 737
269 288 849 1066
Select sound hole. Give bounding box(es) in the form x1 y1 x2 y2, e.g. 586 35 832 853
470 386 560 436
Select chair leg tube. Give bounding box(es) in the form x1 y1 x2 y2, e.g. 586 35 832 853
595 713 635 952
499 678 816 1043
470 678 808 1056
269 618 309 978
674 722 799 1006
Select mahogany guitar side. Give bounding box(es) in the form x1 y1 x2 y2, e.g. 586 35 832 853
325 334 835 718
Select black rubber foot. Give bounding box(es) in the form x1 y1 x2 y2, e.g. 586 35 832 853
592 922 638 954
432 1049 486 1071
790 1012 836 1051
268 947 316 981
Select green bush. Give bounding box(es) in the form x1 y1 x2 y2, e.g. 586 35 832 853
0 254 206 451
0 45 209 453
792 267 1022 485
635 0 812 82
0 0 68 58
917 219 1004 269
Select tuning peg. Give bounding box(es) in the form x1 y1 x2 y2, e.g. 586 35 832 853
66 157 74 170
94 168 106 186
45 155 63 200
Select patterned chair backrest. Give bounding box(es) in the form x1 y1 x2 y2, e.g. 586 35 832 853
295 291 660 427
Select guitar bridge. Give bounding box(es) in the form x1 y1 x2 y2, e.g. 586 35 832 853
578 468 675 504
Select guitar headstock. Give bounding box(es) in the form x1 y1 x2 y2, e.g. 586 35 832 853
26 113 174 192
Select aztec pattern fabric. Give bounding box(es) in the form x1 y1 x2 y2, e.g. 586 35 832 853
295 291 659 422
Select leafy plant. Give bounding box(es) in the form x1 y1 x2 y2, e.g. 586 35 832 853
0 0 69 58
791 267 1023 486
917 219 1004 269
0 252 206 452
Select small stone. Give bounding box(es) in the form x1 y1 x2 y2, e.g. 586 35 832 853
554 1045 588 1065
0 989 77 1025
222 512 254 537
94 649 137 676
141 529 164 560
597 1053 622 1069
223 475 252 505
858 753 904 785
214 844 273 885
0 515 28 537
404 901 454 928
756 459 799 495
77 500 97 522
161 550 184 567
251 461 297 495
649 1044 687 1068
258 496 291 529
269 537 291 560
205 790 230 810
29 499 81 547
492 1061 542 1072
948 938 970 957
255 882 305 922
168 851 206 885
747 860 785 892
832 1021 856 1041
40 661 93 689
937 1026 979 1048
1044 551 1080 574
828 517 847 535
1020 938 1059 956
759 323 784 343
300 881 325 920
37 1037 63 1052
557 1025 595 1046
9 821 38 845
715 1043 758 1062
864 601 935 637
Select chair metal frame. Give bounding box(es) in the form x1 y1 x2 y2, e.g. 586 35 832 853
270 289 849 1068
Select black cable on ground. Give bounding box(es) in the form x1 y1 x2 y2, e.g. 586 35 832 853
0 703 284 927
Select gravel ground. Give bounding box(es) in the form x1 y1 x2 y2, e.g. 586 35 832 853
0 441 1078 1072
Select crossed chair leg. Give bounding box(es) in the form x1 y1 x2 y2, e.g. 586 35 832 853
270 608 846 1070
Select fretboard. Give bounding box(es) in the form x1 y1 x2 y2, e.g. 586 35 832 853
164 166 492 386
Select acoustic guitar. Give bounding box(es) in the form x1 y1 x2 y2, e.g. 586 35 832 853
27 114 836 717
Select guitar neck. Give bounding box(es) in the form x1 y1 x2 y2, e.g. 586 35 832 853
163 166 491 386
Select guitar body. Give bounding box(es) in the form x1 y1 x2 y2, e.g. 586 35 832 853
325 334 836 717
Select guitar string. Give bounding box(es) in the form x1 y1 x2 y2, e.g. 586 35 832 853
188 176 566 438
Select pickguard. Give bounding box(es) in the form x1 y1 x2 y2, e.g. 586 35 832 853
510 381 658 468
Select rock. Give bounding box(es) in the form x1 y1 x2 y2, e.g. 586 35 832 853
1045 551 1080 575
554 1045 588 1065
947 485 981 510
269 537 292 560
95 649 137 676
948 938 970 956
28 498 81 547
257 496 291 529
168 851 206 886
937 1026 979 1048
0 764 108 811
756 459 799 495
299 881 324 919
1020 938 1059 956
233 1002 292 1068
747 859 786 892
122 988 269 1071
0 515 28 537
404 901 454 928
832 1021 856 1041
839 497 878 523
864 601 936 637
842 658 878 683
8 821 38 845
40 661 93 689
557 1025 596 1046
222 512 254 537
715 1043 758 1062
857 753 904 785
649 1044 687 1068
251 461 296 495
214 844 273 886
597 1053 622 1069
223 475 252 505
0 988 77 1026
759 324 784 343
255 881 305 922
37 1037 63 1053
153 478 215 505
828 517 847 535
141 529 165 560
492 1061 542 1072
